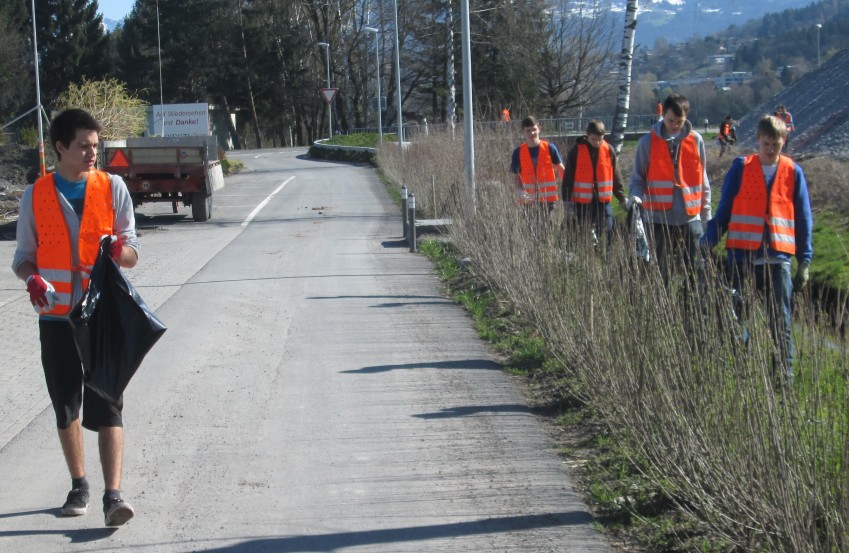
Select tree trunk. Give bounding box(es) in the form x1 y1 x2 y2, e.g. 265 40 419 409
611 0 638 154
446 0 456 137
219 95 242 150
237 0 263 148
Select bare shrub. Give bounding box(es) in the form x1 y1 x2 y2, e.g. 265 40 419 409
54 78 148 140
381 128 849 552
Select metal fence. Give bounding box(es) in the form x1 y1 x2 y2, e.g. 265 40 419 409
346 113 664 140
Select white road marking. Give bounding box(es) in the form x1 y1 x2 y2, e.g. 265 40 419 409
241 177 294 227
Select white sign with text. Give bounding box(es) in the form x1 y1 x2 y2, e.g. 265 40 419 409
150 103 210 137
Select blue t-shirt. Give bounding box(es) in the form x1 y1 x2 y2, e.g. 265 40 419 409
510 141 563 174
54 173 87 218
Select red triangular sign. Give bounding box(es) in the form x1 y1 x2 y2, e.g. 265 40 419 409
109 149 130 168
320 88 338 105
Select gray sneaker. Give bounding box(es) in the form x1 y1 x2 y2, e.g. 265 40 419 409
60 487 89 516
103 495 135 527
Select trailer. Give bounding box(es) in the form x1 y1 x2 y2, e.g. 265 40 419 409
100 136 225 222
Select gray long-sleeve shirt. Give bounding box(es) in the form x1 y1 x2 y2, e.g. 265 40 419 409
628 120 711 226
12 172 140 319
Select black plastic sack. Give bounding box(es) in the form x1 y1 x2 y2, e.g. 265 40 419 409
69 236 167 402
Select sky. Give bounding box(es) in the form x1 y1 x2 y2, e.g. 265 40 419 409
99 0 136 22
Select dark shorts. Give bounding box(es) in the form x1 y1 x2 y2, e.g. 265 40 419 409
39 320 123 430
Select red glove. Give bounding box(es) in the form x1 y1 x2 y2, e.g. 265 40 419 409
26 275 51 309
110 235 125 260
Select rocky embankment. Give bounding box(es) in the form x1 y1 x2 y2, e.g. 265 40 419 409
0 144 38 222
735 48 849 160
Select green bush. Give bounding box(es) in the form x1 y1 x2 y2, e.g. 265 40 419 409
308 144 375 164
220 158 245 175
19 127 39 148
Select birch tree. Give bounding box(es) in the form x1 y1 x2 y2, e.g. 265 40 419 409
610 0 638 153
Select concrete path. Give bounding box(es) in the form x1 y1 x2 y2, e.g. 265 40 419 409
0 148 610 552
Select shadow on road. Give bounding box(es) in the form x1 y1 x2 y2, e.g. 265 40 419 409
342 359 501 374
413 403 535 419
0 515 117 543
156 511 595 552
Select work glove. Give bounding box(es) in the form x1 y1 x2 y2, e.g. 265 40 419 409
109 235 125 260
794 262 810 291
625 195 642 210
26 274 56 314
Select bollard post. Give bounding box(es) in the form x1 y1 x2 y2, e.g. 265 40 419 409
408 193 417 252
401 185 408 239
431 175 436 216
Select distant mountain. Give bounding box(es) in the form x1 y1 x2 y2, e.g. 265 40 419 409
623 0 815 46
102 17 121 33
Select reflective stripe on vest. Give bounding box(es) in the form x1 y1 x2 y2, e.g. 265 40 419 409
645 133 703 215
572 143 613 204
519 141 559 204
726 154 796 254
33 171 114 316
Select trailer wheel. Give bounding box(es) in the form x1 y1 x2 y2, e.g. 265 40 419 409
192 191 212 222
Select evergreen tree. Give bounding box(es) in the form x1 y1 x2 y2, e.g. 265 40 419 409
0 1 31 121
27 0 109 107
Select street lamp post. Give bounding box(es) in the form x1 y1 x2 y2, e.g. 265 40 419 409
317 41 332 140
392 0 403 144
364 27 383 147
30 0 45 177
816 24 822 67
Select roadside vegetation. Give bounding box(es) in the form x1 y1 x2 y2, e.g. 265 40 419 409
380 128 849 552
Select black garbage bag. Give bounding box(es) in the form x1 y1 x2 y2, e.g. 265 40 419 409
69 236 167 402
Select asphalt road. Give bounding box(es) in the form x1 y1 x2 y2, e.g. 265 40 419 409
0 148 610 552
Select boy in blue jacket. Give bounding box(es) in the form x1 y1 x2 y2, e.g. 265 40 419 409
701 114 813 386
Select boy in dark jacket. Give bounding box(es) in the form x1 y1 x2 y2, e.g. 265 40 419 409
562 120 626 244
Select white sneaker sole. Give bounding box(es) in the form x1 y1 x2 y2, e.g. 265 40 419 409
105 503 135 527
60 504 88 516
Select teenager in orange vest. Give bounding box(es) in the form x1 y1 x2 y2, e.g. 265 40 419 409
701 115 813 386
775 105 794 151
628 94 712 281
12 109 140 526
510 115 565 209
562 120 626 245
718 115 736 158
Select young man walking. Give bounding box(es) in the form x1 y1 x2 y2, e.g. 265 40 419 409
562 120 626 245
12 109 140 526
701 114 813 386
628 94 711 282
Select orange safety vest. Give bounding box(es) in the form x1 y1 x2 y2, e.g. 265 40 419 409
501 109 510 123
720 122 731 137
726 155 796 255
33 171 114 316
518 141 559 204
645 133 703 216
572 143 613 204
